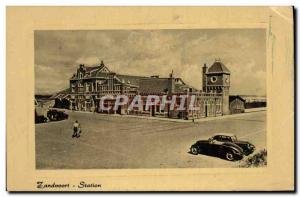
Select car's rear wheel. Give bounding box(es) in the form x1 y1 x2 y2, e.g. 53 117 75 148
191 147 198 155
225 151 235 161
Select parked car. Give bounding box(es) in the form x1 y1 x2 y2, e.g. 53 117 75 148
35 115 48 124
35 109 48 124
190 133 255 161
47 109 68 121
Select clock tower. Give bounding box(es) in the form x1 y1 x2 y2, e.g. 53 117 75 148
202 59 231 115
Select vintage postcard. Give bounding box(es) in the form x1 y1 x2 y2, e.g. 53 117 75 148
6 7 294 191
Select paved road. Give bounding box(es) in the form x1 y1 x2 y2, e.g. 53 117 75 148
35 111 266 169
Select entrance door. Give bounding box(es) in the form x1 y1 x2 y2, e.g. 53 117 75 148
117 106 121 114
151 105 155 116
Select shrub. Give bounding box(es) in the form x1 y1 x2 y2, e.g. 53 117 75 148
239 149 267 168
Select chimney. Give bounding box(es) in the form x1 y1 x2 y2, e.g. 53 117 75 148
202 63 207 92
168 70 175 94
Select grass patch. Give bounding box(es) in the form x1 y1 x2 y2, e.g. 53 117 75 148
239 149 267 168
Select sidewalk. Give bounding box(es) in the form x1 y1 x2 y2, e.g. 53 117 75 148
193 109 266 123
65 108 266 123
82 109 266 123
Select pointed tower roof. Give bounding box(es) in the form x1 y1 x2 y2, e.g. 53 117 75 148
207 60 230 74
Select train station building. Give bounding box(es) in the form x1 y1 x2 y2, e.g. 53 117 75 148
54 60 231 119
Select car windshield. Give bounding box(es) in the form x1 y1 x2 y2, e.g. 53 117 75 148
231 136 237 141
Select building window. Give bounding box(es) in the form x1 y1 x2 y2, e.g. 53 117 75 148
216 99 222 113
85 84 90 92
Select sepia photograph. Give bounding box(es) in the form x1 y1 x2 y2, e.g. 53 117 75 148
34 29 267 169
6 6 294 191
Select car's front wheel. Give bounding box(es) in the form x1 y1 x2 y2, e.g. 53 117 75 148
191 146 198 155
225 151 235 161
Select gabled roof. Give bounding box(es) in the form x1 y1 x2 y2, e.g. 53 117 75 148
85 66 101 72
207 61 230 74
229 95 246 103
116 74 148 86
138 77 192 94
138 78 170 94
70 62 110 79
88 64 110 77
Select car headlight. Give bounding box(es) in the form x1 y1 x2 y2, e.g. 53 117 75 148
248 144 254 149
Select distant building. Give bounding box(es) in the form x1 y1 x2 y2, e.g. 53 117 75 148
229 95 246 114
239 95 267 109
228 95 267 114
53 59 231 119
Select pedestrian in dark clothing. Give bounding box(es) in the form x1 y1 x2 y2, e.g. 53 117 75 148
72 120 80 138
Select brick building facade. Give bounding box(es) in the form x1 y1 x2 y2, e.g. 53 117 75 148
57 60 230 119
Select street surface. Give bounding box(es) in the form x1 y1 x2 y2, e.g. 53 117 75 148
36 111 266 169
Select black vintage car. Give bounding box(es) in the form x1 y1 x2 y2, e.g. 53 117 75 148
47 109 69 121
190 133 255 161
35 114 48 124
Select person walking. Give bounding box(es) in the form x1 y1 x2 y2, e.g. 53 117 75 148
72 120 80 138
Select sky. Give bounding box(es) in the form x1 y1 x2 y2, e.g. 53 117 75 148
35 29 266 95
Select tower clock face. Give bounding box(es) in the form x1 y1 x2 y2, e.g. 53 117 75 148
225 77 230 84
210 76 217 83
